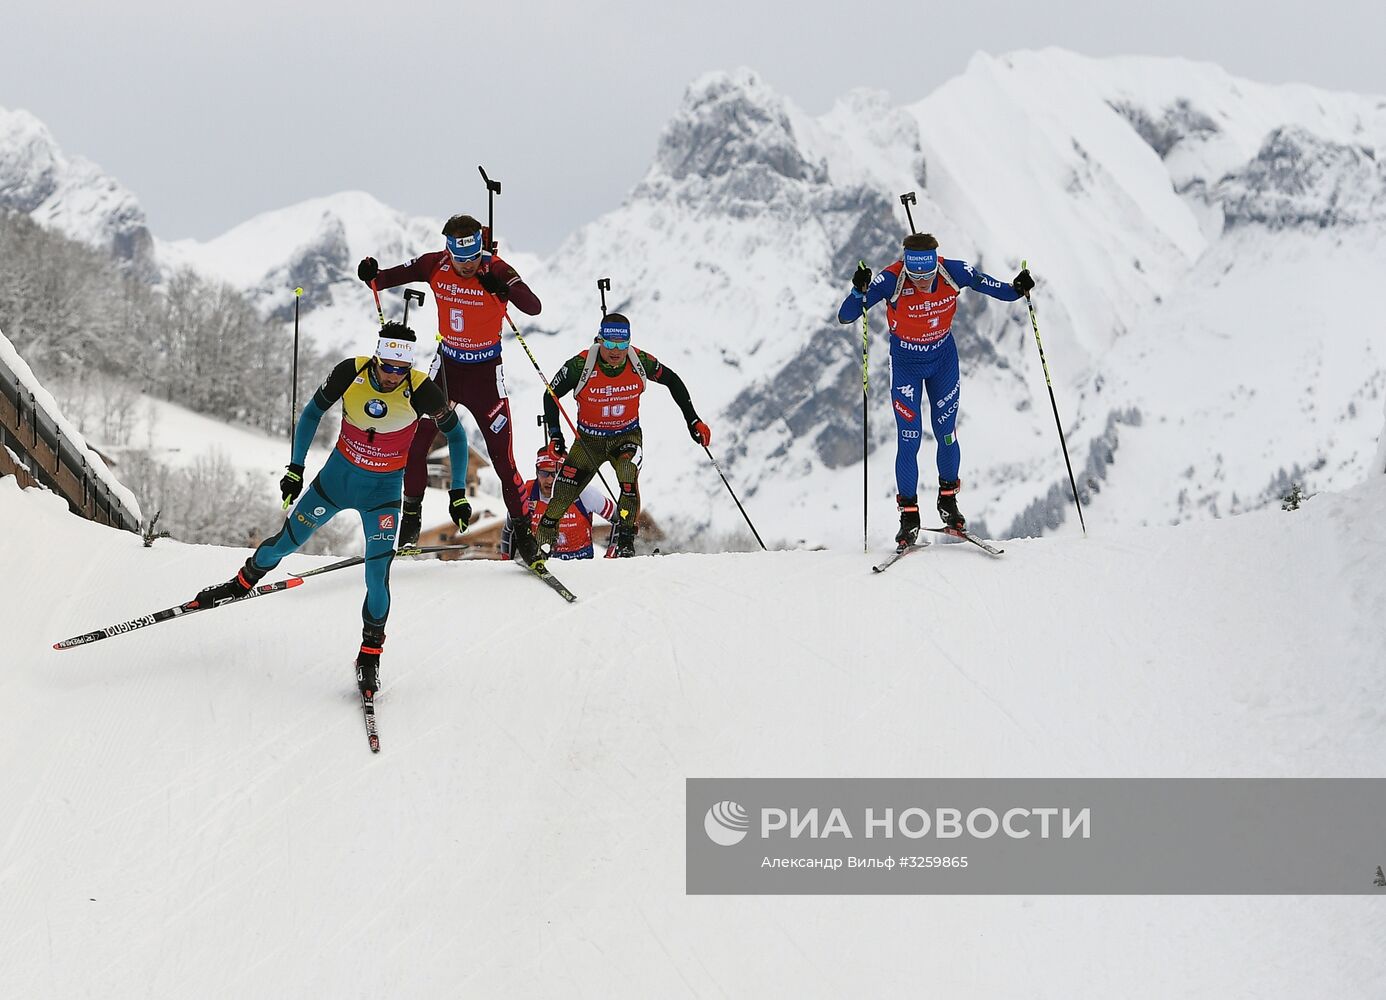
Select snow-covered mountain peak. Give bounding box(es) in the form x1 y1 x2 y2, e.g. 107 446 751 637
645 67 828 208
158 189 440 322
162 190 434 282
0 107 60 210
981 48 1386 234
1219 125 1386 229
0 103 155 275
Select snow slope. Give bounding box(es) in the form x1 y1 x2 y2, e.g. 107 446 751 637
4 472 1385 997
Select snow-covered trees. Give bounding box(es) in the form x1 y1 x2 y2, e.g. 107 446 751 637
0 209 338 547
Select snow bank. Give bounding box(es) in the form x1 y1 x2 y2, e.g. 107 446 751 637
4 473 1385 996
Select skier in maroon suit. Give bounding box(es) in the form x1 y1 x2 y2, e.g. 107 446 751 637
358 214 542 558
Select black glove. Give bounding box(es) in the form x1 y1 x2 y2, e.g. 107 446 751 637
1012 268 1035 296
852 263 873 293
357 257 378 284
477 268 510 299
448 489 472 532
280 464 305 506
547 432 567 459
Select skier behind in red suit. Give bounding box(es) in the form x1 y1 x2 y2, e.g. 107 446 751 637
500 446 618 561
357 214 542 559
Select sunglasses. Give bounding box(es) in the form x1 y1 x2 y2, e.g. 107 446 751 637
376 359 410 375
601 339 629 351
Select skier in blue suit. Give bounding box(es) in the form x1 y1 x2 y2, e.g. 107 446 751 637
840 232 1033 544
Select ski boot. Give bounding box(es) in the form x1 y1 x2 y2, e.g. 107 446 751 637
610 520 637 558
509 516 540 566
895 494 921 547
532 516 560 569
937 478 966 531
356 624 385 696
193 557 267 608
398 496 423 549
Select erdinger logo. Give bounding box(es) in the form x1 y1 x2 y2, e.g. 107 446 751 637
365 399 388 418
704 801 750 846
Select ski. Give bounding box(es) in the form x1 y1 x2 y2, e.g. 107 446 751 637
921 526 1005 557
54 578 305 650
362 691 380 753
871 541 929 574
524 561 577 603
290 544 470 581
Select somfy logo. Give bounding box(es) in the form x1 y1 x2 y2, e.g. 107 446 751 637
704 801 750 846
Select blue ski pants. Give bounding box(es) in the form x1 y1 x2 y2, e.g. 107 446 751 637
889 334 962 497
250 451 402 627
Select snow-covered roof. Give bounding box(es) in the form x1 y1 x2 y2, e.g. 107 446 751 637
0 324 142 526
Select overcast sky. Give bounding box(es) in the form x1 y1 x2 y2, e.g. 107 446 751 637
3 1 1382 254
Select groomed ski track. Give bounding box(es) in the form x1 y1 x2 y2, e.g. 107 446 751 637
4 474 1386 997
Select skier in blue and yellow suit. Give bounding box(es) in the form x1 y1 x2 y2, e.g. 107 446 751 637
194 322 470 695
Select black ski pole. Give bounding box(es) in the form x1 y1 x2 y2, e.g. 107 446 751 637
403 288 424 327
370 284 385 326
474 175 617 506
597 277 610 314
701 444 766 551
899 191 918 234
1021 259 1086 535
507 311 618 505
290 286 302 442
858 260 870 553
478 165 501 252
